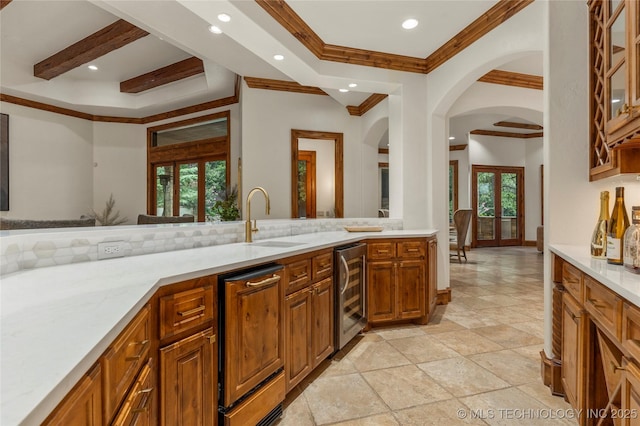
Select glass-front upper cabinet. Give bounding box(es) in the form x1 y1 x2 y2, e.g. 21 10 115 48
589 0 640 181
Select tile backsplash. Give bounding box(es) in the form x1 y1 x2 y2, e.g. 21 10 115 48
0 218 402 276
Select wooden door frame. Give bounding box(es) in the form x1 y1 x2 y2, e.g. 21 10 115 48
471 165 525 247
449 160 459 224
291 129 343 218
298 150 317 218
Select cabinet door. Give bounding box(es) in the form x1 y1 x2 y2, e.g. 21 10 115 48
160 328 217 426
312 277 334 367
427 238 438 318
367 261 396 322
397 259 425 319
224 271 284 406
42 364 102 426
285 288 312 392
561 292 587 421
621 358 640 426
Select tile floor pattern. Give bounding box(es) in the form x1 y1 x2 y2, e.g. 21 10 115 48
276 247 578 425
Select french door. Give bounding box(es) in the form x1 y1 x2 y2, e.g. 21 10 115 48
472 165 524 247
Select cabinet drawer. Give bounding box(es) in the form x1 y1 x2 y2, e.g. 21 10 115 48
562 262 583 303
622 303 640 362
224 371 285 426
312 251 333 281
584 276 622 339
102 305 151 423
397 241 425 258
368 242 396 260
111 359 154 426
159 285 214 340
286 259 311 294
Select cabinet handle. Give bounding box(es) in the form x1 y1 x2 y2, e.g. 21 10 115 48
587 298 606 309
246 274 280 288
406 248 419 252
132 387 154 413
293 272 308 280
126 339 149 361
177 305 205 317
610 361 625 373
377 250 389 254
208 334 216 344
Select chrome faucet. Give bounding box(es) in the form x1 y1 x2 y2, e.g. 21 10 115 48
245 187 270 242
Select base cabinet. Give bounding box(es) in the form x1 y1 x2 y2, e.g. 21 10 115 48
159 328 217 426
561 292 587 422
283 249 334 393
42 364 103 426
366 238 429 326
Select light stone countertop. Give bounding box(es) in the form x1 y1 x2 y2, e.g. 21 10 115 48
1 229 437 426
549 244 640 306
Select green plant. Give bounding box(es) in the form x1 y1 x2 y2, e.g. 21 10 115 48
210 185 240 221
89 194 128 226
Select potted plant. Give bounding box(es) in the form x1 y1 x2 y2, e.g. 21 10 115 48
210 185 240 221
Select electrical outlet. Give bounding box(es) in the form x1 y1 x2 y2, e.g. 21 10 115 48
98 241 125 260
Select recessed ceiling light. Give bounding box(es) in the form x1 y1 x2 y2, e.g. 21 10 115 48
217 13 231 22
339 89 349 93
612 98 621 103
448 136 455 140
273 54 284 61
348 83 357 88
88 65 98 71
208 25 222 34
402 18 419 30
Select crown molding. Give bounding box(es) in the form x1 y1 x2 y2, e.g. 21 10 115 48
256 0 534 74
346 94 388 116
493 120 543 130
244 76 328 95
449 144 468 151
470 129 543 138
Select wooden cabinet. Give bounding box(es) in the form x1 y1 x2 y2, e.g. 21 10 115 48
367 238 428 326
589 0 640 180
621 358 640 426
112 359 155 426
156 276 218 426
222 268 284 406
159 328 217 426
427 238 438 318
282 250 334 393
42 364 103 426
102 305 151 424
561 292 587 421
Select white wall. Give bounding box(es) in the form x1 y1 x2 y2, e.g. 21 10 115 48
0 102 94 220
468 134 542 242
240 83 362 220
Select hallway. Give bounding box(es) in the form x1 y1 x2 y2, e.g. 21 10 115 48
277 247 577 425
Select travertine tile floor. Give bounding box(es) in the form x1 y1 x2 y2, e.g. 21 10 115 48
277 247 579 425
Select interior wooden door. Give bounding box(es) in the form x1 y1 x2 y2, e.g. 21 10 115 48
472 165 524 247
297 150 316 218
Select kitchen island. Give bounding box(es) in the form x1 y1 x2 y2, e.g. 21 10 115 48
1 228 436 425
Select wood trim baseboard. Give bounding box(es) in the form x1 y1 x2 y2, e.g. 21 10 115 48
540 350 564 396
524 240 537 247
436 289 451 305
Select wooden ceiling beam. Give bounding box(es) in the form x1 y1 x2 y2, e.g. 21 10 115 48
478 69 543 90
0 0 13 11
347 94 388 116
493 121 543 130
34 19 149 80
471 129 543 138
244 76 328 95
120 57 204 93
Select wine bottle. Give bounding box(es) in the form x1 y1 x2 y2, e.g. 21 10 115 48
623 206 640 274
606 186 630 265
590 191 609 259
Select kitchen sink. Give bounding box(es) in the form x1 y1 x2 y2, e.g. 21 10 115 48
250 241 306 248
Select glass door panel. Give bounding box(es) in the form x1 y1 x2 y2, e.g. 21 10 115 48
178 162 198 220
500 172 519 241
477 172 496 243
155 165 174 217
205 160 227 221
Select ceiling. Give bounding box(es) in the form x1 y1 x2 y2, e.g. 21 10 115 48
0 0 543 139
